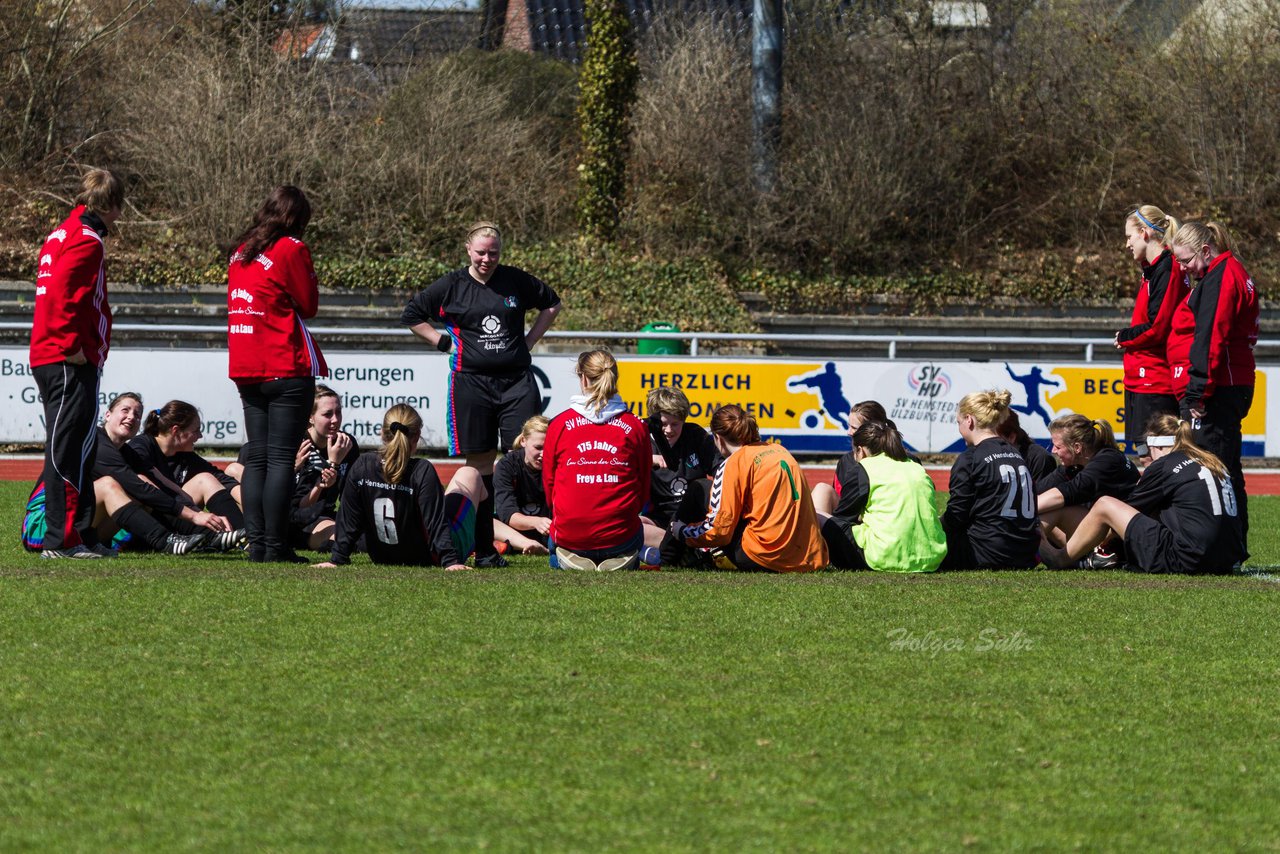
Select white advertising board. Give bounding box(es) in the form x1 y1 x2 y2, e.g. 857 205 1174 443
0 349 1271 456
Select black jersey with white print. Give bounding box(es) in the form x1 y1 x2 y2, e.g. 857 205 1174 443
291 431 360 528
1037 446 1139 504
942 437 1040 568
330 453 458 566
493 448 549 524
646 418 721 525
1019 438 1059 489
401 265 560 375
94 428 189 517
1125 449 1247 571
127 434 238 491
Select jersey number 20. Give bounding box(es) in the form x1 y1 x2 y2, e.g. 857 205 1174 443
998 464 1036 519
373 497 400 544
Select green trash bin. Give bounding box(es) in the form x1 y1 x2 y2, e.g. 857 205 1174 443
638 321 684 355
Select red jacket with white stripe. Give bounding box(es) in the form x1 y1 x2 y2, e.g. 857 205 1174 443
30 206 112 368
227 236 328 382
1116 250 1188 395
1166 251 1258 403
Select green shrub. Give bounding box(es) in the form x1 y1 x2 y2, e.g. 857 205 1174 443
576 0 638 240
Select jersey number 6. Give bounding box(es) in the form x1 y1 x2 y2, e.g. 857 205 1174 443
373 497 400 544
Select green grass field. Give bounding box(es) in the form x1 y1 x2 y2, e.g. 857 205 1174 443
2 482 1279 851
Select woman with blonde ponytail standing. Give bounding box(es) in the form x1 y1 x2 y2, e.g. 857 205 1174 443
1040 415 1246 573
1168 221 1259 543
941 390 1039 569
1115 205 1188 458
401 222 562 568
315 404 471 570
543 350 651 571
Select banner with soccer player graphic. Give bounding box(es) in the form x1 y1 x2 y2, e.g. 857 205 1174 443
0 348 1270 455
612 357 1270 457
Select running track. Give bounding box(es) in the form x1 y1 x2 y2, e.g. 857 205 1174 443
4 457 1280 494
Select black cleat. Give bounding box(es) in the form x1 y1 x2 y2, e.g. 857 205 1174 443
164 531 210 555
201 529 248 553
1077 548 1121 570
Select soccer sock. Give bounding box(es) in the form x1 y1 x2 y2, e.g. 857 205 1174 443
207 490 245 528
475 474 497 558
112 503 170 551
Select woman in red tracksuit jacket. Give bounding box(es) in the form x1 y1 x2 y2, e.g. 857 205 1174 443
1167 220 1259 543
28 170 123 558
543 349 651 571
1114 205 1188 458
227 185 328 563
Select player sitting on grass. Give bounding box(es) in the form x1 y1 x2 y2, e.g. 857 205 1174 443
543 350 652 571
940 390 1040 570
314 404 478 570
812 418 944 573
289 384 359 554
670 404 827 573
90 392 244 555
492 415 552 556
640 386 721 566
1038 414 1246 573
1037 414 1139 568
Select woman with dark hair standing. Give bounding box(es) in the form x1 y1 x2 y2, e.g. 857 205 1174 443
227 185 328 562
401 222 562 567
671 404 827 573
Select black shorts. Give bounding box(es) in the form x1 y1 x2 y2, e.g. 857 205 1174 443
1124 390 1178 455
820 516 867 570
1124 514 1193 573
940 526 974 570
446 370 541 456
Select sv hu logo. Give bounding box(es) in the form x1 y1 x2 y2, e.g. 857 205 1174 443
909 364 951 399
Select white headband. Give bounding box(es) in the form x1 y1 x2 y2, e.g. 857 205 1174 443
1145 435 1175 448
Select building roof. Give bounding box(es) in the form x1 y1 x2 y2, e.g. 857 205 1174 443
483 0 752 62
275 7 482 66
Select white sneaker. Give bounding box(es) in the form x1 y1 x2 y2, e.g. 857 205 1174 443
40 545 103 560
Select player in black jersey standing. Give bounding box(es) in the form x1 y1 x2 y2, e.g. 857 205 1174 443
401 222 562 567
941 390 1040 569
1039 414 1245 573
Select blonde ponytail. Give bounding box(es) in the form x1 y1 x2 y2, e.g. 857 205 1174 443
380 403 422 485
